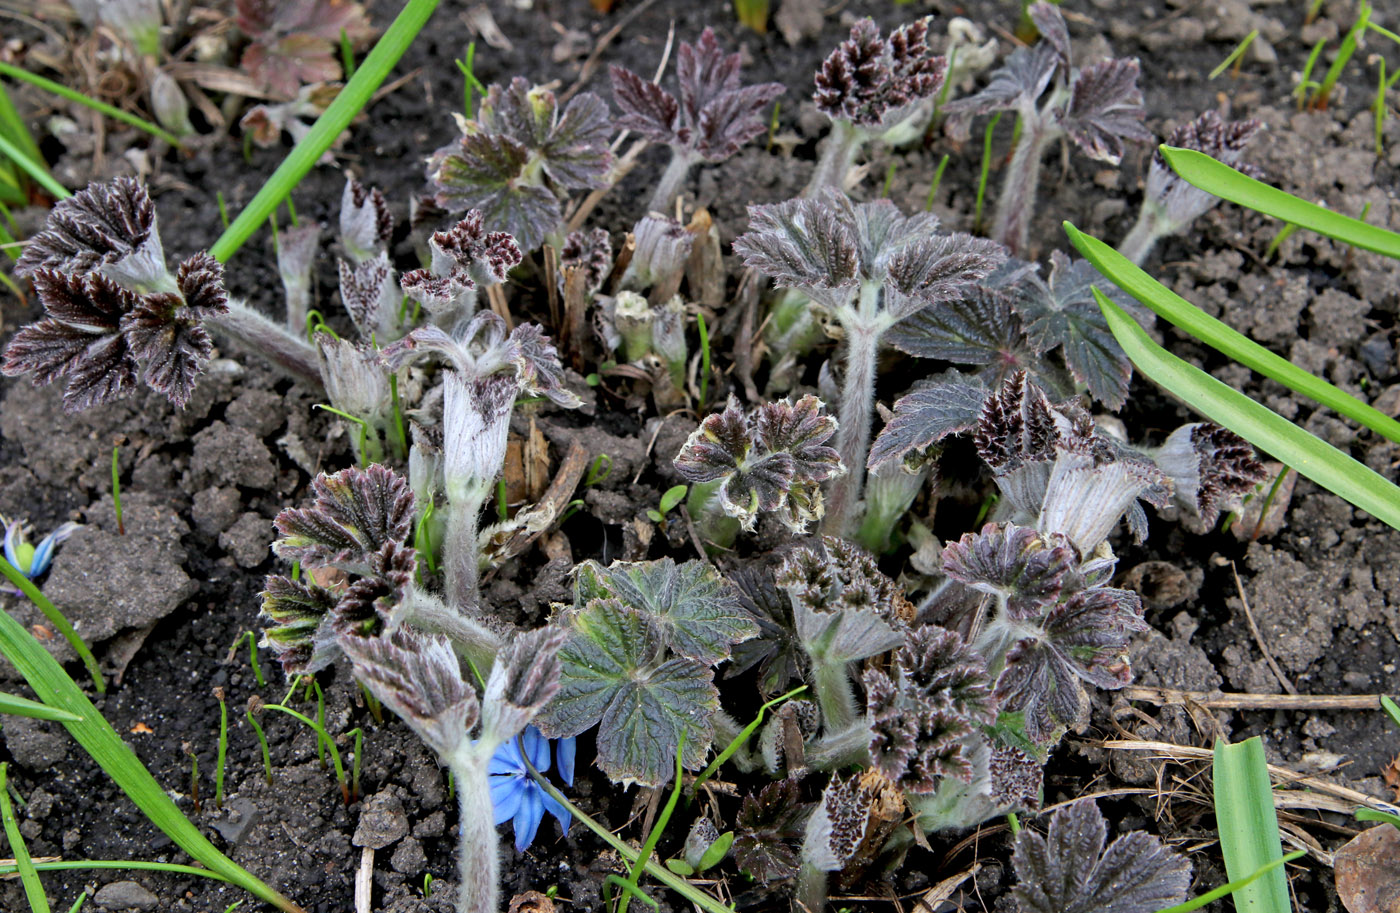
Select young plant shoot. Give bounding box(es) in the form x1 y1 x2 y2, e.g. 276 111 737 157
944 3 1150 256
610 28 783 215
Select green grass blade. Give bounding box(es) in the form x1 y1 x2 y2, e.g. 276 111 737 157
1093 289 1400 529
1382 695 1400 727
0 763 51 913
1153 850 1305 913
0 606 305 912
0 83 43 167
1355 807 1400 830
0 860 232 881
0 62 181 149
0 691 82 722
691 685 807 794
1213 737 1290 913
209 0 440 264
1065 221 1400 445
0 558 104 693
0 132 66 201
1158 147 1400 258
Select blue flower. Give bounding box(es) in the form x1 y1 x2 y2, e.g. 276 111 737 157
2 515 81 591
487 725 575 852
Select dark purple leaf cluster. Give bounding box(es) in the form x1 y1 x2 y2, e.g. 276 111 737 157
235 0 373 98
867 370 989 472
1153 422 1266 527
1147 111 1263 225
863 626 994 792
673 395 844 533
1011 801 1191 913
558 227 613 295
401 211 524 313
340 628 475 757
733 778 812 883
340 177 393 262
428 78 612 251
814 18 945 130
776 538 908 669
725 565 802 698
611 28 783 162
942 522 1147 743
262 464 418 675
804 769 903 873
4 180 228 411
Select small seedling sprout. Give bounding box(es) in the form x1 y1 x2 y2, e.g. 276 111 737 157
646 484 688 524
696 311 711 412
974 112 1003 233
263 701 351 804
111 444 124 536
227 631 266 688
213 687 229 809
1209 29 1258 80
1311 2 1372 109
247 696 273 785
456 43 485 118
422 873 433 898
924 153 950 211
184 741 200 812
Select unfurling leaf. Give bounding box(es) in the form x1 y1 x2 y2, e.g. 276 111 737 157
15 176 160 280
801 769 903 872
479 626 566 748
867 371 989 471
734 778 812 882
340 177 394 264
777 538 908 664
1146 111 1263 229
610 28 782 162
1011 800 1191 913
273 463 415 572
342 629 477 758
814 18 945 131
1059 58 1151 165
942 523 1077 620
1151 422 1266 527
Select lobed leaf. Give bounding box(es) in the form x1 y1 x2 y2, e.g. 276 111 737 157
1059 58 1151 165
814 18 945 130
733 777 811 883
942 523 1077 620
15 177 159 279
342 628 477 759
867 371 988 472
273 463 415 571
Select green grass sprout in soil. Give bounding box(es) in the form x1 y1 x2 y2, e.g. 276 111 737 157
1 1 1399 912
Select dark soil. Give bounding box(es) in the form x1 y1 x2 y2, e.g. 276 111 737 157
2 0 1399 911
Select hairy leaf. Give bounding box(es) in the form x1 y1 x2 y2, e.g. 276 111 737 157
559 227 613 295
802 769 902 872
120 293 214 409
610 65 680 143
777 538 908 664
1013 252 1131 408
480 626 566 746
506 322 579 408
814 18 945 130
259 574 339 675
342 629 477 759
942 523 1077 619
732 195 861 308
340 177 393 263
1152 423 1265 527
429 132 561 253
943 42 1060 140
725 565 801 697
538 599 717 787
1060 58 1151 165
1011 800 1191 913
1147 112 1263 227
573 557 755 664
273 463 415 571
15 177 159 279
734 778 811 883
430 211 523 286
868 371 988 472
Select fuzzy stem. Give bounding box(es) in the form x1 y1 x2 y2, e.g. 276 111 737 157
400 593 503 674
990 120 1054 258
1118 200 1168 265
805 120 863 197
803 720 872 771
796 862 829 913
210 299 323 389
685 478 740 551
444 494 485 616
811 657 859 735
646 148 698 216
824 290 884 538
447 746 498 913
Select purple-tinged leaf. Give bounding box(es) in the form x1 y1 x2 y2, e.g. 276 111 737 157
259 574 339 675
885 232 1008 320
340 176 393 262
175 253 230 319
732 196 860 308
429 132 560 253
273 463 415 571
430 211 523 286
974 371 1083 474
942 523 1077 620
1060 58 1151 165
995 585 1146 742
235 0 371 97
400 268 470 314
734 778 811 883
803 769 902 871
1011 800 1191 913
59 334 140 412
1040 446 1169 553
337 253 395 337
1013 251 1131 408
15 177 159 279
559 227 613 295
943 43 1060 140
1146 111 1263 230
480 625 566 746
814 18 945 130
120 293 213 409
868 371 989 472
694 81 785 161
677 28 741 121
989 743 1043 811
755 394 843 483
506 322 578 408
1028 3 1071 69
725 565 801 698
610 65 681 144
1153 423 1265 527
777 538 908 664
342 629 478 758
317 334 390 421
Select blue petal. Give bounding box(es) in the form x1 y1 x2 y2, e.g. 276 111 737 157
521 726 551 774
490 775 524 826
556 736 577 786
513 785 544 852
29 536 56 577
3 523 25 574
541 788 572 834
488 752 524 777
